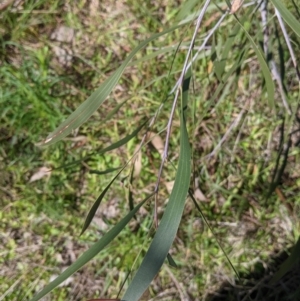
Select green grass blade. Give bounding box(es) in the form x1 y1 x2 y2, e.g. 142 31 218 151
103 98 129 123
217 16 247 78
29 195 152 301
51 120 147 171
81 166 127 235
99 120 148 154
188 189 240 279
234 17 275 109
176 0 199 21
201 48 246 121
122 72 192 301
128 46 179 66
41 24 183 146
167 253 178 268
271 0 300 38
89 167 121 175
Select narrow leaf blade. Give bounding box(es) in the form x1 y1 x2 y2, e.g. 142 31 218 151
41 25 183 146
99 120 147 155
122 72 192 301
52 121 146 171
29 196 151 301
81 166 126 235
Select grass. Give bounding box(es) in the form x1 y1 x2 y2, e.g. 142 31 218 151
1 0 300 300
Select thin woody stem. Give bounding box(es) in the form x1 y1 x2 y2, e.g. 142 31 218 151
153 0 213 226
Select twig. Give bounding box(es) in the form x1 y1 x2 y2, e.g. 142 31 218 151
0 186 14 199
230 106 249 162
260 1 291 114
0 276 24 301
155 0 214 193
275 8 300 81
152 2 228 228
165 265 190 301
170 12 228 95
206 104 248 159
271 61 291 114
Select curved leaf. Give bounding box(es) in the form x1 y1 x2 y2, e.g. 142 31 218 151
80 166 126 235
52 120 147 171
122 72 192 301
98 120 147 154
41 24 183 146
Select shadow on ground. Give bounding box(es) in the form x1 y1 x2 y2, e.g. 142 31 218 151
206 245 300 301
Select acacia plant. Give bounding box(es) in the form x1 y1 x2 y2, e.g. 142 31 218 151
30 0 300 300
